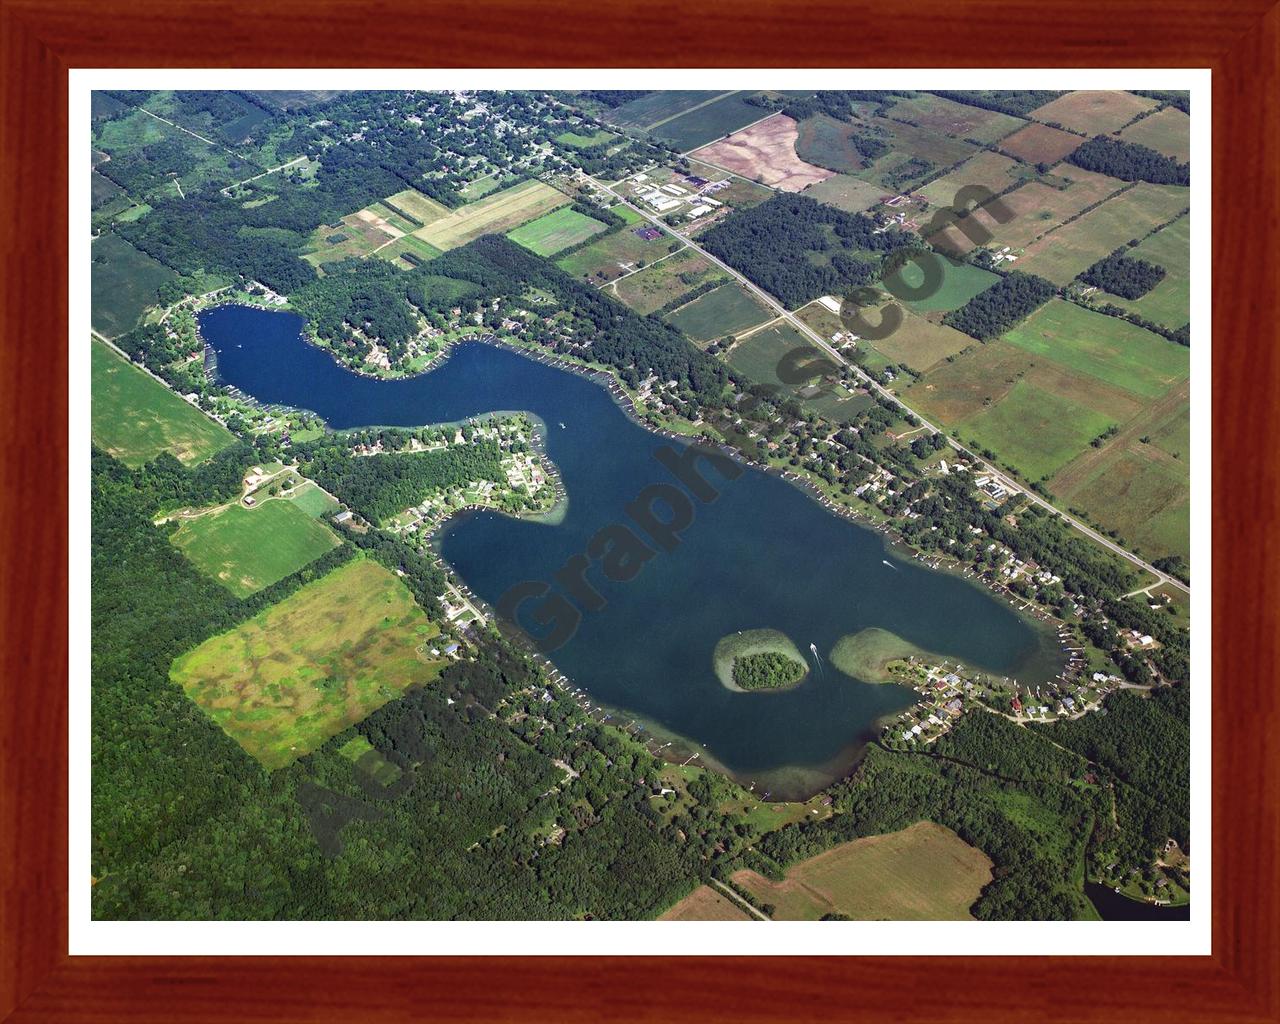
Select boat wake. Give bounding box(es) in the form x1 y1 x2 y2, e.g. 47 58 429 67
882 559 897 570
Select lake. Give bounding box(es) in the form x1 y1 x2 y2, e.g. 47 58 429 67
200 304 1064 798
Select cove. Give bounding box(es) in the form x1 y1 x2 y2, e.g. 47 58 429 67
200 304 1065 798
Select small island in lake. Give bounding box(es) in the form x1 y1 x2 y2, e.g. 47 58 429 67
713 629 809 693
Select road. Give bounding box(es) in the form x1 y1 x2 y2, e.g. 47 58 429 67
710 879 770 921
584 172 1190 598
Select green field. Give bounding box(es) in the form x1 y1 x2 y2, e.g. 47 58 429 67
413 179 569 251
1002 299 1189 400
1064 447 1189 562
372 233 444 269
91 338 234 467
800 174 885 213
170 558 446 768
649 92 766 151
884 93 1025 144
665 282 773 342
1015 183 1190 285
555 128 617 149
1098 214 1190 329
917 150 1027 207
287 481 340 518
91 234 178 337
506 206 608 256
1119 107 1191 163
733 821 992 920
884 258 1000 314
1030 90 1158 135
957 378 1115 480
611 248 726 315
867 308 974 372
170 498 341 598
605 90 721 130
556 224 678 283
798 114 979 190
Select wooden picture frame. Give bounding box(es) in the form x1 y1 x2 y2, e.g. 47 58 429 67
2 1 1275 1019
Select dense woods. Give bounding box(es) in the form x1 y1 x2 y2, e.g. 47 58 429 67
943 271 1057 340
732 652 805 690
1080 250 1167 298
700 194 913 308
1068 136 1191 185
930 90 1064 116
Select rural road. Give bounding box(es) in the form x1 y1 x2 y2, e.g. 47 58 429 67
585 172 1191 598
710 879 771 921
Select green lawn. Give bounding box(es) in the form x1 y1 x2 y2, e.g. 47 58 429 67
555 128 617 149
1002 299 1189 400
506 206 608 257
958 378 1115 481
169 498 340 598
91 338 234 467
286 481 340 518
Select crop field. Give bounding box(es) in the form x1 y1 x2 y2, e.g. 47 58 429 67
1119 107 1191 162
917 150 1027 207
927 166 1125 255
303 210 399 268
605 90 722 130
837 117 980 191
91 234 179 338
733 821 992 920
362 202 418 234
659 885 754 921
1015 183 1190 284
791 112 872 175
91 338 234 467
506 206 608 256
882 258 1000 314
801 174 884 212
998 122 1086 165
723 321 871 421
1002 300 1188 400
91 170 127 209
412 180 570 251
1030 90 1159 135
611 248 726 315
372 233 444 270
555 128 617 149
1099 213 1190 329
169 498 341 598
867 308 976 371
956 378 1116 481
170 558 446 769
650 92 769 151
884 93 1025 144
556 225 679 283
665 282 774 342
795 301 846 341
382 187 453 226
456 172 504 200
693 113 833 192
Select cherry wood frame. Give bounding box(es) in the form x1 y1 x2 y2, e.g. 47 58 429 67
2 1 1276 1020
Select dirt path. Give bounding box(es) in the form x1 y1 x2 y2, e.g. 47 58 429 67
710 879 770 921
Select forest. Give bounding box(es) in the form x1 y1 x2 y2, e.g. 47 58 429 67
943 271 1057 340
930 90 1065 116
300 440 507 524
290 258 422 359
1080 250 1167 298
731 651 805 690
699 194 913 308
1067 136 1191 185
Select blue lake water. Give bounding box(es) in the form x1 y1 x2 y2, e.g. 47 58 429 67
200 304 1064 797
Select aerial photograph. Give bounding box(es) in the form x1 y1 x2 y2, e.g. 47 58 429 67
89 86 1192 923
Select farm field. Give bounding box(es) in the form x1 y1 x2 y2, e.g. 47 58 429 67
611 248 726 315
665 282 774 343
692 113 833 192
412 180 569 251
650 92 768 151
917 150 1027 207
867 308 976 371
382 188 453 227
800 174 884 212
927 166 1125 255
170 558 446 769
91 337 234 467
303 210 399 268
1015 183 1190 284
724 320 872 421
886 93 1025 143
882 258 1000 314
997 122 1085 165
169 498 341 598
733 821 992 920
794 300 847 342
1001 300 1189 400
556 224 679 283
956 378 1116 481
1029 90 1159 135
658 885 754 921
604 90 721 130
372 233 444 270
91 233 178 337
1096 213 1190 329
506 206 608 257
829 116 980 191
1119 107 1191 162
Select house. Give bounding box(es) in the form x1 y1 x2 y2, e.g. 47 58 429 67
332 510 354 525
443 642 460 656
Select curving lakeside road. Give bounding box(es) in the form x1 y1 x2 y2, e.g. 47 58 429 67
584 172 1191 598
